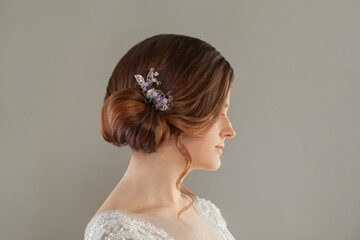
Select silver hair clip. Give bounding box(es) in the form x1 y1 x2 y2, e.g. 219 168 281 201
134 67 174 112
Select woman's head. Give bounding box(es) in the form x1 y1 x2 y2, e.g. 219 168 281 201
99 33 235 219
100 33 234 153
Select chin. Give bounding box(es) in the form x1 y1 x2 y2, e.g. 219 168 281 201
201 158 221 171
209 162 221 171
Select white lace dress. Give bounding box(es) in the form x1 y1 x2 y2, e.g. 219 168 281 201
84 195 236 240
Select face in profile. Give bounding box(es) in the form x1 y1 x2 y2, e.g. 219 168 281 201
182 92 236 171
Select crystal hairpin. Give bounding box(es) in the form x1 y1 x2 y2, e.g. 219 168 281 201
134 67 174 112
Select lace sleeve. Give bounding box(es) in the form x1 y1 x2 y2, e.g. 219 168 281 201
84 210 175 240
84 212 133 240
196 197 236 240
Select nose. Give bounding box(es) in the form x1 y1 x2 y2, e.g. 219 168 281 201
225 127 236 138
221 118 236 139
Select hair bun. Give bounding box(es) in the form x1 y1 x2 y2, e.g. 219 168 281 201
100 88 172 153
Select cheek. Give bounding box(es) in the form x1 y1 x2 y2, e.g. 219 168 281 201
182 133 221 170
182 126 220 159
190 135 217 158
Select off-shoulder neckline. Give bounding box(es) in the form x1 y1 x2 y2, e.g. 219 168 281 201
93 195 201 220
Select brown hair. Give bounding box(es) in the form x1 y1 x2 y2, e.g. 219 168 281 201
100 34 234 220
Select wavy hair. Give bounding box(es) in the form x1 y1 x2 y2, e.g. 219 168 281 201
100 34 234 220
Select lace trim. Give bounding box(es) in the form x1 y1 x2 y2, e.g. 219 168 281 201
195 197 236 240
85 212 174 240
85 196 235 240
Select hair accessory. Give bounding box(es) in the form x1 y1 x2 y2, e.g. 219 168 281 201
134 67 174 112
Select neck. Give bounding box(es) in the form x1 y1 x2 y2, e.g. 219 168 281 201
116 138 191 211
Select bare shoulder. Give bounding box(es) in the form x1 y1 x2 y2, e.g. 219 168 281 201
92 192 199 219
91 184 145 218
92 187 125 219
92 198 114 219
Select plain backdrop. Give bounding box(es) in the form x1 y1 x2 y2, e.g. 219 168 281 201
1 0 359 239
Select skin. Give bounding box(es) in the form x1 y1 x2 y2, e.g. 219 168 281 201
94 92 236 219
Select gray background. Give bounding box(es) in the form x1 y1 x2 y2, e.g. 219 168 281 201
1 0 359 239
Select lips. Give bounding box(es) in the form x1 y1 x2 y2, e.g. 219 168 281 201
215 146 224 155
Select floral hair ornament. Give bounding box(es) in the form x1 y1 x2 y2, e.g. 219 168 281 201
134 67 174 112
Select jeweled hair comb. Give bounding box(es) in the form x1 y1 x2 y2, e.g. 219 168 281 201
134 67 174 112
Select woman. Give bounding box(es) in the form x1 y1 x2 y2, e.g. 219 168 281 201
84 34 236 240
